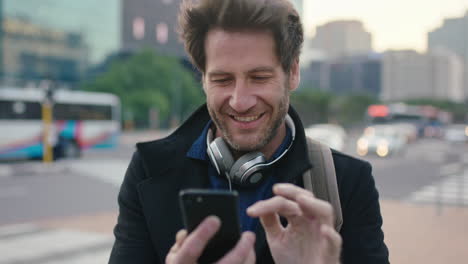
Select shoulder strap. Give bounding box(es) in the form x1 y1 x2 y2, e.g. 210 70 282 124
303 137 343 232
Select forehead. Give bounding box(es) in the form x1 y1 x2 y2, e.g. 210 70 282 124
204 29 280 73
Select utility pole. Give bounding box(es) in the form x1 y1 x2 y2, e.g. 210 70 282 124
0 0 4 83
42 81 54 163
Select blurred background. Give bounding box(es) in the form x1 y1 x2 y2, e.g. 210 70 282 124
0 0 467 263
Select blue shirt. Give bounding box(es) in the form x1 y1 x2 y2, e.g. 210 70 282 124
186 121 292 232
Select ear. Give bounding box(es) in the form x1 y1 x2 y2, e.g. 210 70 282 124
288 59 300 91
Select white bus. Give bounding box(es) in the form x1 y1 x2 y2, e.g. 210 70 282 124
0 87 121 160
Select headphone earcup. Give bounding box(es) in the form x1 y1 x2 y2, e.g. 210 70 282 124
210 137 234 174
229 152 266 184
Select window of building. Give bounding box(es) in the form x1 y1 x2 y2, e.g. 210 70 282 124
156 23 168 44
133 17 145 40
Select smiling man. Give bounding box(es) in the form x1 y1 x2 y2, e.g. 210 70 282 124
109 0 389 264
204 29 293 159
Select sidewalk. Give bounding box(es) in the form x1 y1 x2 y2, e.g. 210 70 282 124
381 200 468 264
27 200 468 264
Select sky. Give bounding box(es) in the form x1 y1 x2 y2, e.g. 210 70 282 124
303 0 468 52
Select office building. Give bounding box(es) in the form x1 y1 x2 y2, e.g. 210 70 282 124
122 0 185 58
122 0 307 60
381 50 464 102
4 0 119 64
310 20 373 59
428 10 468 100
2 17 88 85
301 53 381 96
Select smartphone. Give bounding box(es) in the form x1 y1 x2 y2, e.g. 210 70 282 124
179 189 241 263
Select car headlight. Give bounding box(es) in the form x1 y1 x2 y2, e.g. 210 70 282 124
376 140 389 157
356 138 368 156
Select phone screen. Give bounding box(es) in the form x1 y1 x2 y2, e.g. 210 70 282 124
179 189 241 263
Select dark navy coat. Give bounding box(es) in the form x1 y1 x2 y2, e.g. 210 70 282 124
109 105 389 264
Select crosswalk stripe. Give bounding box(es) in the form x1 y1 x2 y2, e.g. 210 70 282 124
0 165 12 178
0 227 113 264
42 250 111 264
0 224 41 239
406 170 468 206
440 163 462 175
66 160 128 187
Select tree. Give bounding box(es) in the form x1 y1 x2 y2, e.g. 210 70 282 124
291 89 333 126
83 49 204 128
332 94 379 127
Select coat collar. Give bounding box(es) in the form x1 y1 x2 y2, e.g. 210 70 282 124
135 104 312 262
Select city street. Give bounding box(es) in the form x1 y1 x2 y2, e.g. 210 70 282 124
0 130 467 263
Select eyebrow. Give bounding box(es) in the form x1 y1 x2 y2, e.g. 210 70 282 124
207 71 230 78
247 67 275 74
207 66 275 78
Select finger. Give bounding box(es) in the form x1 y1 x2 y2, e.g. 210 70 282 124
247 196 302 218
273 183 314 200
297 194 334 226
169 230 187 254
175 229 187 245
321 224 342 259
245 247 256 264
258 213 283 239
167 230 188 263
174 216 220 263
217 231 256 264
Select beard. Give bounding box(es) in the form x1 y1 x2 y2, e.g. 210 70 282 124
207 87 290 154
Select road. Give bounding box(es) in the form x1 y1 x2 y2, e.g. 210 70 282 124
0 129 467 263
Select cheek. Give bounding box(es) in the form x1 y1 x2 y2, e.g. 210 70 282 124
205 89 228 109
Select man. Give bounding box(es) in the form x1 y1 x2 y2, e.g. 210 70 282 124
109 0 389 263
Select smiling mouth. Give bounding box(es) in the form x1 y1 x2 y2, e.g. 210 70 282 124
231 114 263 122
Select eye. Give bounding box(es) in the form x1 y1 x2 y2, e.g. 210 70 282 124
212 78 230 83
252 76 271 82
211 79 233 87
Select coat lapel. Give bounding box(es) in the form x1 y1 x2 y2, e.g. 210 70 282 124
137 157 209 262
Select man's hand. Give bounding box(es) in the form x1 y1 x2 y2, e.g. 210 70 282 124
165 216 256 264
247 183 342 264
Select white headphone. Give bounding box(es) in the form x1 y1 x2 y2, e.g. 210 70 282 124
206 114 296 187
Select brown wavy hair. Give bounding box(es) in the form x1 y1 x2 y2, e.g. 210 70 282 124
178 0 303 73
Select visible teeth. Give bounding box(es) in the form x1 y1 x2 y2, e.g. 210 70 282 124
233 115 260 122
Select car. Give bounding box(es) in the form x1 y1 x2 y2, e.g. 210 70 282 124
391 122 419 143
304 123 347 151
443 124 468 143
356 125 406 158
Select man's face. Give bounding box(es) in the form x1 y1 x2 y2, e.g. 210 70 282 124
203 29 299 154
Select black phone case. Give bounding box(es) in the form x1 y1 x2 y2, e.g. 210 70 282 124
179 189 241 263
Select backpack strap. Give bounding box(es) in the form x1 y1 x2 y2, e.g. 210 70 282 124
303 137 343 232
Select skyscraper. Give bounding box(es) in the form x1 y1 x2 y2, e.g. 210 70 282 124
301 54 381 96
4 0 119 65
310 20 373 59
2 18 88 85
381 50 464 102
428 10 468 100
122 0 185 58
1 0 116 86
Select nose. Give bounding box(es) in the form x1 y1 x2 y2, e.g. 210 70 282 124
229 80 256 113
